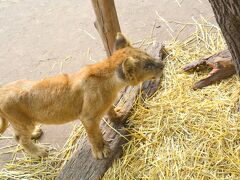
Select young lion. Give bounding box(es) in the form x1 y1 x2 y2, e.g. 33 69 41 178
0 33 164 159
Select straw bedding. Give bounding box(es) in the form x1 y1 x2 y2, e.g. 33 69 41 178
0 19 240 179
104 20 240 179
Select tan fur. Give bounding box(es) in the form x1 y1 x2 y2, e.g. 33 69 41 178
0 117 8 134
0 33 164 159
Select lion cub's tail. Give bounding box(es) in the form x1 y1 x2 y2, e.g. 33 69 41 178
0 116 8 135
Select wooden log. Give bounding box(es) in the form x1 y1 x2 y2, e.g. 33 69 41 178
91 0 121 56
57 43 166 180
182 49 236 89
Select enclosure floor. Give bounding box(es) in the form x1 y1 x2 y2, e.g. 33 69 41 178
0 0 214 169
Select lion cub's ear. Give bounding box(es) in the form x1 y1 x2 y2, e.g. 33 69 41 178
114 32 131 51
122 57 137 80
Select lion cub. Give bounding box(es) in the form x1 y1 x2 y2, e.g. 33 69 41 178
0 33 164 159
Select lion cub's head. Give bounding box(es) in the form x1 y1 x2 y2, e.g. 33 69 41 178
114 33 164 86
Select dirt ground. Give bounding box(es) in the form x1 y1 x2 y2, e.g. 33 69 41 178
0 0 215 169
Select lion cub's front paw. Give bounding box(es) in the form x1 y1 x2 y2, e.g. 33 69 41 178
92 143 110 160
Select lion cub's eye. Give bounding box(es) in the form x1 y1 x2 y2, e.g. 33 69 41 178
144 62 155 70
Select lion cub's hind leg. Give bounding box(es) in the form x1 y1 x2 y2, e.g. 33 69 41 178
15 126 43 141
31 125 43 140
11 118 48 158
19 134 48 158
0 117 9 135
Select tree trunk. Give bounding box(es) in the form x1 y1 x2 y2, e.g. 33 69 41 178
91 0 121 56
208 0 240 75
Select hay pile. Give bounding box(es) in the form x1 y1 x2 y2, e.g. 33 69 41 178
104 21 240 179
0 19 240 179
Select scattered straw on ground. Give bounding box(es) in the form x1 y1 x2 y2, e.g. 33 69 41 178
0 125 85 179
0 18 240 179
